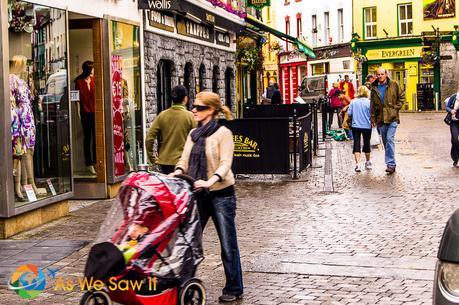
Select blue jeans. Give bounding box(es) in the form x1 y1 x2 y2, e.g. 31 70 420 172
379 121 398 167
198 193 243 296
345 129 353 140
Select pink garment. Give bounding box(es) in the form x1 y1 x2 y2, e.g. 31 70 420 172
328 88 342 108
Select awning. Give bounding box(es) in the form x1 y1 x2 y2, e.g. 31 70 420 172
245 15 316 59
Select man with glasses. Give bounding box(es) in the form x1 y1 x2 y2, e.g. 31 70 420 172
370 67 405 174
146 85 196 174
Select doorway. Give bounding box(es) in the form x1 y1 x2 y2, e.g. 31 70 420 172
69 16 107 198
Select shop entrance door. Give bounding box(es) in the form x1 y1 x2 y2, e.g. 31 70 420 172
69 17 107 199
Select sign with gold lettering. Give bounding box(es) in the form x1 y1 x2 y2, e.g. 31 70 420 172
147 11 175 32
365 46 423 61
246 0 270 10
176 17 214 43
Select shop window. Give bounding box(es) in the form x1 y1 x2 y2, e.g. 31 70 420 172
198 63 206 93
212 65 219 93
225 67 233 109
364 7 377 39
157 60 172 113
8 1 71 206
110 20 143 177
184 62 194 107
343 60 351 70
398 4 413 36
311 63 329 75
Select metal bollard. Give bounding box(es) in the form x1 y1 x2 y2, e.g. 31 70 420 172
293 108 298 179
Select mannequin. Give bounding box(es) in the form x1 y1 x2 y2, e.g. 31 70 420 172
9 55 38 199
10 92 25 201
74 61 96 175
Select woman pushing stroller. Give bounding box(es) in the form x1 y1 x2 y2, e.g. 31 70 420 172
171 91 244 302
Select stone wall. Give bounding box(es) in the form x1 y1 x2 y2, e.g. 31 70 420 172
440 42 459 105
144 31 237 127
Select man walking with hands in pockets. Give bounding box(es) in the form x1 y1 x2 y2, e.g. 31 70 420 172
370 67 405 174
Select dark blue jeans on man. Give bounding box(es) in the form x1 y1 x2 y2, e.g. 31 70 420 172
198 192 243 296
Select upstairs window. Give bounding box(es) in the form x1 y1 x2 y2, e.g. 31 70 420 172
364 7 377 39
399 4 413 36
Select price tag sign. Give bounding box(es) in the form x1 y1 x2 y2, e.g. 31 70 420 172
23 184 37 202
47 179 57 196
70 90 80 102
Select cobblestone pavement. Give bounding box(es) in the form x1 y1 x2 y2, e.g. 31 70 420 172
0 112 456 305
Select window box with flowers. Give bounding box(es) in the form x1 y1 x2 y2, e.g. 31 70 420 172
236 47 263 72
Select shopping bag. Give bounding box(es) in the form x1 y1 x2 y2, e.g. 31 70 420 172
370 127 381 146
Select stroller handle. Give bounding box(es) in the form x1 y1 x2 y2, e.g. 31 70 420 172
174 174 205 194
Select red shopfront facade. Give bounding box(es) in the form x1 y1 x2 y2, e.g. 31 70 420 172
279 51 308 104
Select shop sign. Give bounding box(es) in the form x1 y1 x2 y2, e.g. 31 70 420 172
424 0 455 19
365 46 422 61
176 18 214 43
216 31 230 47
138 0 179 10
233 135 260 158
279 51 307 64
311 45 352 61
111 55 125 176
147 10 174 32
246 0 270 10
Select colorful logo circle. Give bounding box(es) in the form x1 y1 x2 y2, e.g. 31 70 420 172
9 264 47 299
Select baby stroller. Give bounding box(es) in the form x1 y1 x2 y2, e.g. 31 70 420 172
80 171 205 305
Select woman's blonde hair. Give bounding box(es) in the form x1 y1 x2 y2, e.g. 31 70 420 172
10 55 27 76
357 85 370 98
332 82 339 88
195 91 233 120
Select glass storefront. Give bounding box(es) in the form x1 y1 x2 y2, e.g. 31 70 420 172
8 1 71 206
109 20 143 178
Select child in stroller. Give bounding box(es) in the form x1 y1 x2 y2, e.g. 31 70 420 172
80 171 205 305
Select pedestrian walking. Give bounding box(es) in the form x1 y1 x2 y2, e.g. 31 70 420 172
348 86 372 172
370 67 405 174
339 92 353 140
171 91 243 302
327 83 343 129
262 79 275 104
340 74 355 99
271 83 282 105
364 74 375 90
146 85 196 174
445 88 459 167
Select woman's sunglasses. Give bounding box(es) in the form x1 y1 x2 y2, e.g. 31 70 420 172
192 104 210 112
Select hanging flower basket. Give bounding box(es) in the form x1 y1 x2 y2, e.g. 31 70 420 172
236 47 263 72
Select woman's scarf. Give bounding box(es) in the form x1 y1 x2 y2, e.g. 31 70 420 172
188 120 221 181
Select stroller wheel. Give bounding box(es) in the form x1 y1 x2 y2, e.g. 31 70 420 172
80 291 112 305
179 279 206 305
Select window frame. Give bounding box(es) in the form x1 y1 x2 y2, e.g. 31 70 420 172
338 8 344 43
363 7 377 39
398 3 413 36
312 14 317 47
324 12 330 44
296 13 302 38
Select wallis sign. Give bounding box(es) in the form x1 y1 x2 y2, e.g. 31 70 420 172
138 0 178 10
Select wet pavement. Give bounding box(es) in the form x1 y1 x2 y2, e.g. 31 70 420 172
0 112 456 304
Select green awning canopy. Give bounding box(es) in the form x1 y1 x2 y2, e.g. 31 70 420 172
245 15 316 59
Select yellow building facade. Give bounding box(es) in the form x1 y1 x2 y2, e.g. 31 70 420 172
352 0 459 110
261 6 279 89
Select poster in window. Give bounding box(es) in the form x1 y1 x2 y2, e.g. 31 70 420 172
424 0 456 19
112 55 125 176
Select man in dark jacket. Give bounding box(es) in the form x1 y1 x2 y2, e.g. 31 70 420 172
370 67 405 174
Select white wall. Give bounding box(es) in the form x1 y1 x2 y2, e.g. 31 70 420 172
274 0 353 49
26 0 142 22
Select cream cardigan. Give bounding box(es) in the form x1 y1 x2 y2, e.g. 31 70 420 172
175 126 235 191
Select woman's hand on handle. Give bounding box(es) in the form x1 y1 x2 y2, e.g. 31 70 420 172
168 169 183 178
194 175 220 189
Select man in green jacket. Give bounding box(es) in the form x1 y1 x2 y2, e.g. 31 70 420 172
370 67 405 174
146 85 196 174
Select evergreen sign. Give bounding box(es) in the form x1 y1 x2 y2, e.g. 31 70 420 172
246 0 270 10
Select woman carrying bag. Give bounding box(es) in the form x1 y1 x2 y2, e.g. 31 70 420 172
171 91 243 302
347 86 373 172
446 89 459 167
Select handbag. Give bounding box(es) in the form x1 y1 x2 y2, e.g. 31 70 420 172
370 127 381 146
445 112 452 125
